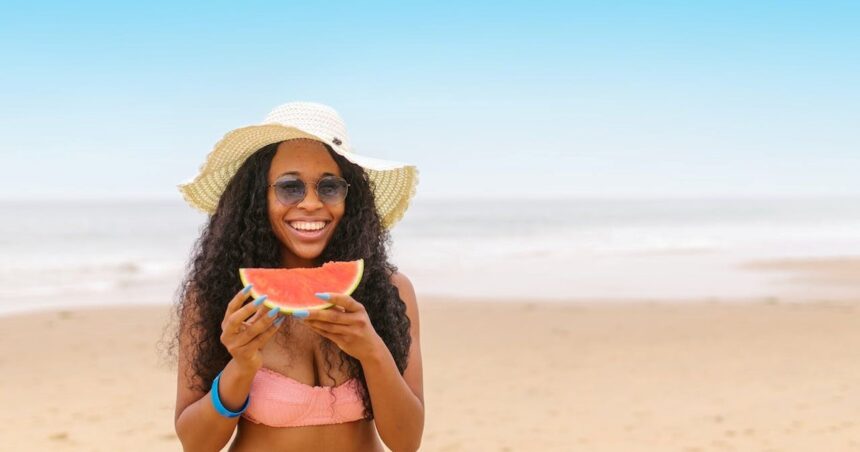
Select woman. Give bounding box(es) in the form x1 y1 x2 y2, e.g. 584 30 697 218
166 102 424 451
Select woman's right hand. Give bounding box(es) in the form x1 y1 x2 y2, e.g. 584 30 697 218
220 286 284 373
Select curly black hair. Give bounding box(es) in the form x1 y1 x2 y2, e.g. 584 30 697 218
159 141 412 420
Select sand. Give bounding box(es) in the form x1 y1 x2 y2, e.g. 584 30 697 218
2 255 860 451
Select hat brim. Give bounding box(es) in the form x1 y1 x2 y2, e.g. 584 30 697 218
177 124 419 229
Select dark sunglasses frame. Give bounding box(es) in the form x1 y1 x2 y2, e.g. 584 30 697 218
268 175 351 206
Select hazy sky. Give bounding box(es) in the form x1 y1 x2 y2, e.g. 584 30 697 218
1 1 858 200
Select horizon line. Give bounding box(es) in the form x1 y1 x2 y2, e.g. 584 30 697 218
2 193 860 202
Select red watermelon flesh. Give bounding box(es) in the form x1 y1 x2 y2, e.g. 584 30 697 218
238 259 364 313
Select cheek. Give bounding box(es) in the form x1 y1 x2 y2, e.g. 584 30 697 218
267 198 287 229
333 203 346 220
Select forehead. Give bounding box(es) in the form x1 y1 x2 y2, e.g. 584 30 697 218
268 139 341 180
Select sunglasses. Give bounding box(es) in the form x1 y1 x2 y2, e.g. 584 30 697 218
268 175 350 206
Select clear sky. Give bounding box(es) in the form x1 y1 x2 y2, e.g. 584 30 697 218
1 0 858 200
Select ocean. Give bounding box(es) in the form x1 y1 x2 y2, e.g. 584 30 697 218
2 196 859 316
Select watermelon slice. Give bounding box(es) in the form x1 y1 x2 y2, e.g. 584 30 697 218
238 259 364 313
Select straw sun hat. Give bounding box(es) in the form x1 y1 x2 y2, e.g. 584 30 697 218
177 101 420 229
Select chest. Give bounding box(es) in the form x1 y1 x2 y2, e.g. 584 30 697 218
259 318 349 386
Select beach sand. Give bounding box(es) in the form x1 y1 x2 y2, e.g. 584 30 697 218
2 257 860 451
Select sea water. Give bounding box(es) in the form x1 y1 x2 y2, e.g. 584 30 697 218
1 196 859 316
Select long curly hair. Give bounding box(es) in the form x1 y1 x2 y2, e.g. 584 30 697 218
159 141 412 420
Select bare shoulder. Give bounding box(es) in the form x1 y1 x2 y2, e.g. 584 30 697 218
390 271 424 405
390 271 420 335
390 271 418 311
390 270 413 291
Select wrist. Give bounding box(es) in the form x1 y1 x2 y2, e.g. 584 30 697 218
228 358 260 379
210 369 250 418
211 360 256 415
362 335 390 365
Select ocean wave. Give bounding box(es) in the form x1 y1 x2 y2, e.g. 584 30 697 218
0 259 186 300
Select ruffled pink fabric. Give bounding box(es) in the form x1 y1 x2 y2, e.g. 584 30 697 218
241 367 367 427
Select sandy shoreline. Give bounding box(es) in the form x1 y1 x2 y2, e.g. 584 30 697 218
2 294 860 451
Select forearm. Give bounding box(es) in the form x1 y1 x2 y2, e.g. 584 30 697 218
361 342 424 452
175 359 256 452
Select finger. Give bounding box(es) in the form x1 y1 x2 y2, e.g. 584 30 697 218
316 292 363 313
305 324 344 343
237 305 264 332
304 319 349 335
245 315 286 350
244 305 264 324
304 308 351 324
243 297 272 323
238 305 282 345
227 295 268 332
225 284 255 316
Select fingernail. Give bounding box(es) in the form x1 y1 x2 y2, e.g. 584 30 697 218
274 317 285 327
293 310 309 319
242 284 253 294
314 293 330 300
253 295 267 306
267 306 281 318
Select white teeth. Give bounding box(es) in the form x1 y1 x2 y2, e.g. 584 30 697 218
289 221 327 231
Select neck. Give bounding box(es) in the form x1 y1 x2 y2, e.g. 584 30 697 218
283 252 319 269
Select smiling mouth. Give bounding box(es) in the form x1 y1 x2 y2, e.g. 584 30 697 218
286 221 330 240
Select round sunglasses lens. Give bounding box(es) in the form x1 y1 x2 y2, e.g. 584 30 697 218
318 179 348 204
275 180 305 204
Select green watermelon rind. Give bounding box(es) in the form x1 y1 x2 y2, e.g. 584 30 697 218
238 259 365 314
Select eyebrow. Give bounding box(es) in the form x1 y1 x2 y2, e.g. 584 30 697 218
277 171 338 177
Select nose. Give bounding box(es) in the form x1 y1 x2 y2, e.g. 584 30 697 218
295 185 325 210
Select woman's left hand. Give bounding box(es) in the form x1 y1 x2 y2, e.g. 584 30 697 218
302 292 385 362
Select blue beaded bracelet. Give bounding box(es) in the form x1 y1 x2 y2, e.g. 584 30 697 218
210 370 250 418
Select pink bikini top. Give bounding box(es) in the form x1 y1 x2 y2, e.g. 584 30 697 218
241 367 368 428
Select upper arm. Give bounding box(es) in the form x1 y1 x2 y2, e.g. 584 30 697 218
175 297 208 426
391 271 424 407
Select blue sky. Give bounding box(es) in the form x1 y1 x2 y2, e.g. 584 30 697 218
1 0 858 200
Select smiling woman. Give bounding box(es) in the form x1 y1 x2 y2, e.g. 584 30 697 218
163 101 424 452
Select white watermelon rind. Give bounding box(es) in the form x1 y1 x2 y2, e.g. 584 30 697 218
238 259 365 314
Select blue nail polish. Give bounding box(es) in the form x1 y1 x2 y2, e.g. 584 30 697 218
242 284 253 295
293 310 309 319
314 293 330 300
253 296 266 307
267 306 281 318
